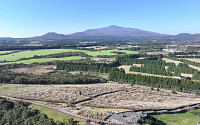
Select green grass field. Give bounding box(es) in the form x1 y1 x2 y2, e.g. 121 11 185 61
0 51 13 54
31 104 86 125
0 49 85 62
0 49 138 65
151 109 200 125
85 49 138 56
0 56 86 65
0 49 137 61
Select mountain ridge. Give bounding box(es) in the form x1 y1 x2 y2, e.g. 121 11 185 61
1 25 200 40
69 25 166 37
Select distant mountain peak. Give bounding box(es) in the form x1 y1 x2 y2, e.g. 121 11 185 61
69 25 165 37
107 25 122 28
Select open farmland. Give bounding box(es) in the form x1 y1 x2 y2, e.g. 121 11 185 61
1 84 200 110
0 49 86 62
151 110 200 125
0 56 86 65
0 51 13 54
0 49 138 65
86 49 138 56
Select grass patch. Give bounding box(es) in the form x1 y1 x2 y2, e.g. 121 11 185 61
151 109 200 125
0 49 138 62
31 104 86 125
0 56 86 65
0 51 13 54
86 49 138 56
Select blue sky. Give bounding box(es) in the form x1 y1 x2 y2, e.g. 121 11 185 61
0 0 200 37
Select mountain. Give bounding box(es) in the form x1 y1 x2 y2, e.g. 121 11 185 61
0 32 68 41
1 25 200 41
174 33 200 40
69 25 166 37
31 32 68 40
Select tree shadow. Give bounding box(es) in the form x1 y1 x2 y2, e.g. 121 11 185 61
156 120 167 125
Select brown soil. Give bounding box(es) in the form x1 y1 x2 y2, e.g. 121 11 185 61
9 65 56 74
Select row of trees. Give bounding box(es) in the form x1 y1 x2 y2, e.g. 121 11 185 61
0 98 78 125
56 61 120 73
130 65 173 76
0 71 105 84
109 68 200 94
167 63 197 74
56 60 200 94
117 55 173 76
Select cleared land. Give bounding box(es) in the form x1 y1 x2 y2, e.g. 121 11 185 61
90 57 115 62
147 51 169 55
183 58 200 63
84 46 108 50
1 84 200 110
151 109 200 125
9 65 56 74
162 58 182 66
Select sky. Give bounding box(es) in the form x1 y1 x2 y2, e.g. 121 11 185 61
0 0 200 37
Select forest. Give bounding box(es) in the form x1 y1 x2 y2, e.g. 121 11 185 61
0 98 78 125
0 71 104 85
56 55 200 94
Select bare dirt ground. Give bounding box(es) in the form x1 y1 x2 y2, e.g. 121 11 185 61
9 65 56 74
85 46 108 50
162 58 182 66
1 84 200 110
90 57 115 62
181 73 193 77
132 64 143 67
147 51 169 55
184 58 200 63
68 71 109 79
78 46 108 51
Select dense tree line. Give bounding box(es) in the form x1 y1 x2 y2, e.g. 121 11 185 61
167 56 200 70
130 64 173 76
167 63 198 74
118 54 198 77
193 71 200 80
109 68 200 94
0 71 105 84
56 60 200 94
166 56 200 79
117 54 174 76
56 61 120 73
0 98 78 125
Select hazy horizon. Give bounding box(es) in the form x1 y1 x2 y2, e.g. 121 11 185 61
1 0 200 37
